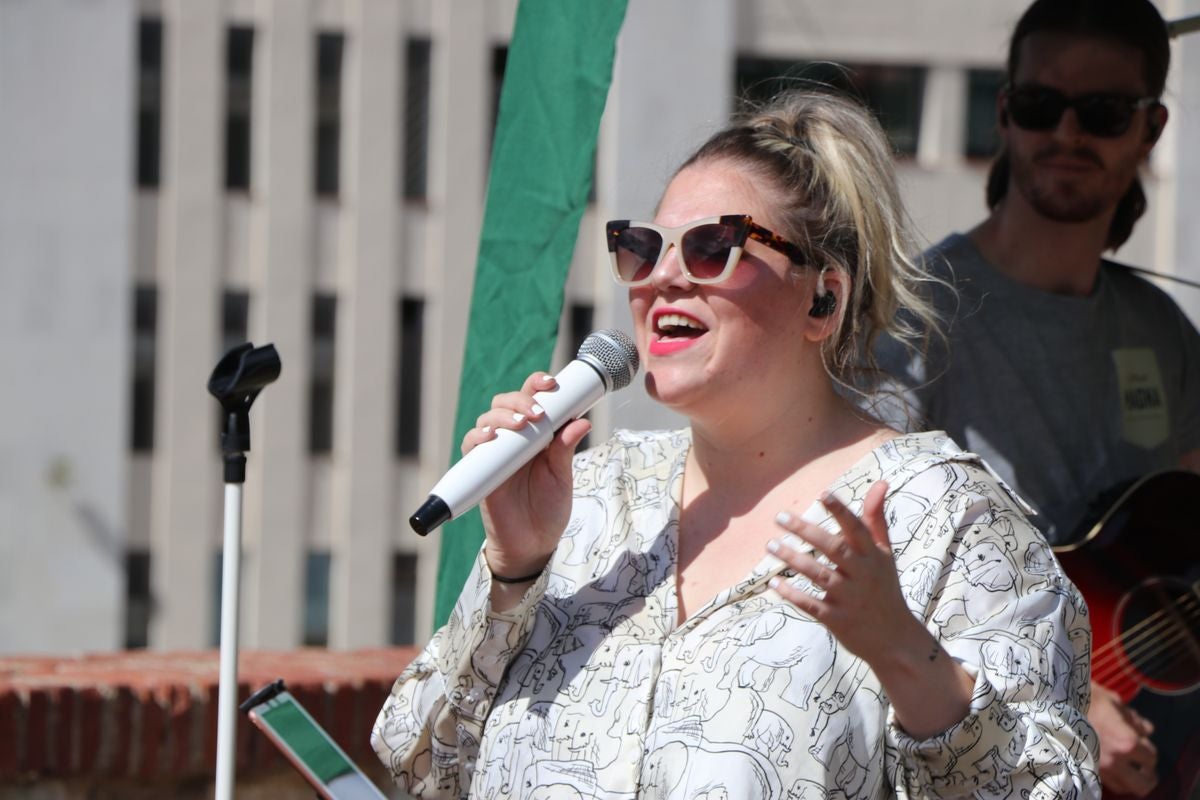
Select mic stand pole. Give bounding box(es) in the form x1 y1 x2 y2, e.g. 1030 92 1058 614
208 343 281 800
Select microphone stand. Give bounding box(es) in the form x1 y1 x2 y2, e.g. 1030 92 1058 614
208 343 281 800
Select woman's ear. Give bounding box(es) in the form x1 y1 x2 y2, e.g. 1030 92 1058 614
804 268 846 341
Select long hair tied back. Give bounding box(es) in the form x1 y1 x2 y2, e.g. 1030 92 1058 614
678 89 943 390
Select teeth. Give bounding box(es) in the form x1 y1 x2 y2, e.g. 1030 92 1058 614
656 313 706 333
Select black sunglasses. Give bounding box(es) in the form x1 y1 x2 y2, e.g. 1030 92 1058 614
1004 84 1159 138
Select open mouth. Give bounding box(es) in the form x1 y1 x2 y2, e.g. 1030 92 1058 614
654 312 708 341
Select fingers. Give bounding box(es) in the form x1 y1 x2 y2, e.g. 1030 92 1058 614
462 372 557 454
861 481 890 550
1128 706 1155 737
768 533 838 587
1105 755 1158 797
818 490 878 556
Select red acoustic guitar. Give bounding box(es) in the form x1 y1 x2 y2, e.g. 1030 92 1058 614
1054 471 1200 799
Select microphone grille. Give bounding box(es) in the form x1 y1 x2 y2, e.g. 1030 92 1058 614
577 329 639 392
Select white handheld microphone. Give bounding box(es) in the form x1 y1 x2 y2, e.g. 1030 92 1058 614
409 329 640 535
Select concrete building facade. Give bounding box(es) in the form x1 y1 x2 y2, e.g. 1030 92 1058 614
2 0 1196 656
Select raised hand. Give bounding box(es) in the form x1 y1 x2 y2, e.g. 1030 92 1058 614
767 480 974 739
463 371 591 584
766 481 921 664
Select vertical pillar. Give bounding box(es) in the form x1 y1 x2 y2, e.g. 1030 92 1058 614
150 0 224 649
328 0 402 648
409 0 491 634
242 0 315 648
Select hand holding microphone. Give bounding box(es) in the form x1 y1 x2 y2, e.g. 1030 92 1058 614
409 330 639 542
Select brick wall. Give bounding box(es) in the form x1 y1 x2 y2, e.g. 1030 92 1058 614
0 647 418 797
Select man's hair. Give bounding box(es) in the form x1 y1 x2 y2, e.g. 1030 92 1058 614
986 0 1170 250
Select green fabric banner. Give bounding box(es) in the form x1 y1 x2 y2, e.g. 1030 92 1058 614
433 0 629 626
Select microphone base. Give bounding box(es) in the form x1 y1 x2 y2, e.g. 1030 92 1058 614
410 496 452 536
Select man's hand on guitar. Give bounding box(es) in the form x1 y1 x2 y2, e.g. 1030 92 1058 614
1091 681 1158 796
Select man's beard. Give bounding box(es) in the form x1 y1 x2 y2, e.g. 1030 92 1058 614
1011 143 1131 224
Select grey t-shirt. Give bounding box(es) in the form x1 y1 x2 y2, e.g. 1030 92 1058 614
875 233 1200 545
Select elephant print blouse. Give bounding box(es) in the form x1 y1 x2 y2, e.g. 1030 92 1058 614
372 430 1099 798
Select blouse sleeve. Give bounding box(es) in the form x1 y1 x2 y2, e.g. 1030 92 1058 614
370 547 548 798
884 463 1100 798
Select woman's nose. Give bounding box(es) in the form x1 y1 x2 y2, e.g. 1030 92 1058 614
649 244 692 291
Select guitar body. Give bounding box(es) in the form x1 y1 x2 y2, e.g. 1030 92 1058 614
1054 471 1200 799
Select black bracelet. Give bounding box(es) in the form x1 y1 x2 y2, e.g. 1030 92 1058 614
483 549 548 584
490 565 546 584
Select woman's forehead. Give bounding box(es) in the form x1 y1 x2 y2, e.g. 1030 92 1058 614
656 161 779 229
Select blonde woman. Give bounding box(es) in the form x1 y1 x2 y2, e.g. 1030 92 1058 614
373 90 1099 798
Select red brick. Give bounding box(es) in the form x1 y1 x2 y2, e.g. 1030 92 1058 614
109 686 133 777
165 683 193 777
0 647 419 782
200 681 219 772
328 681 357 761
0 689 22 777
76 686 105 774
50 686 73 774
25 688 48 773
135 686 163 779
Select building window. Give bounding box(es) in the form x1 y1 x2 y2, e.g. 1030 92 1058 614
395 297 424 456
221 289 250 354
315 32 344 197
391 553 418 644
124 550 151 649
304 551 331 646
310 293 337 453
131 284 157 452
403 38 431 201
735 58 926 156
967 69 1006 159
136 18 163 188
490 45 508 149
225 26 254 191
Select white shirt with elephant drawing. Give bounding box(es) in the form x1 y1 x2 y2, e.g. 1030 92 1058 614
372 429 1099 798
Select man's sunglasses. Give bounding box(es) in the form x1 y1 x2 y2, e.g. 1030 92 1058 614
1004 84 1160 138
605 215 807 287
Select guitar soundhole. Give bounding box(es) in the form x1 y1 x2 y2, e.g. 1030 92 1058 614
1115 577 1200 693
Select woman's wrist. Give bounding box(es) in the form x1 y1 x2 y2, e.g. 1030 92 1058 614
483 547 552 584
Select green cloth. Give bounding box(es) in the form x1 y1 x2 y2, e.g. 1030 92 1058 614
433 0 628 626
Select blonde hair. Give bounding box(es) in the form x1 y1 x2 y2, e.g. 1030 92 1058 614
677 89 944 392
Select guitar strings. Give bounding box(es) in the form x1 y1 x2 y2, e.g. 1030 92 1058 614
1090 590 1200 690
1091 593 1200 684
1090 585 1200 671
1094 622 1195 693
1097 621 1195 691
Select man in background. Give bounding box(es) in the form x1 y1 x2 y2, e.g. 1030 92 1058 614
877 0 1200 795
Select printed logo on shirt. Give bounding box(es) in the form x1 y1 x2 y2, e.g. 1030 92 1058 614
1112 348 1169 449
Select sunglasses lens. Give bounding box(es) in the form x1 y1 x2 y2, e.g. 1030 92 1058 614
1007 87 1065 131
613 227 663 284
1008 87 1141 138
1075 96 1134 137
681 223 740 281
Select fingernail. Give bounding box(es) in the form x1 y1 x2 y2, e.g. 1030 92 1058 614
766 538 781 554
531 403 545 416
512 412 526 423
481 425 491 435
768 577 781 589
775 511 794 527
